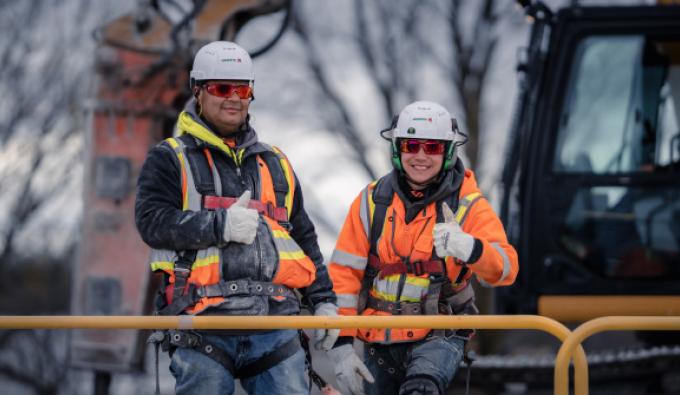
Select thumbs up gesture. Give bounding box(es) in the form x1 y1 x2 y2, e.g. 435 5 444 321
223 190 259 245
433 202 475 262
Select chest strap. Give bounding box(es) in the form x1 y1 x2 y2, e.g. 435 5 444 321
203 195 288 223
368 254 446 279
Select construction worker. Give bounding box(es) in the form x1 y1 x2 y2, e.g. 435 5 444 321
135 41 339 395
326 101 519 395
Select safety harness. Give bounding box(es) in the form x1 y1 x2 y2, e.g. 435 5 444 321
357 175 479 322
148 135 319 394
360 175 480 395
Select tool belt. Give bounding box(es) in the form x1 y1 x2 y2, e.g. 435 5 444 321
158 279 296 316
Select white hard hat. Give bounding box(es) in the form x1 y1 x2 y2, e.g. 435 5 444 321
392 101 455 142
190 41 254 87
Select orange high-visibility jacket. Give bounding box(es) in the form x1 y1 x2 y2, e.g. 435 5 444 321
329 169 518 343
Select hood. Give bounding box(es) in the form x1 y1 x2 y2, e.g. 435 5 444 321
392 157 467 223
176 98 259 155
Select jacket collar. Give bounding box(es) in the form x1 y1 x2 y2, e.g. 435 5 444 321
391 158 466 223
176 98 262 157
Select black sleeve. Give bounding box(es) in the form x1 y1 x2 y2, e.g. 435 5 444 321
134 142 226 251
288 172 337 309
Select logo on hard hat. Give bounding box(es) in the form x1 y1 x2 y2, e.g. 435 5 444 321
221 58 242 63
412 117 433 122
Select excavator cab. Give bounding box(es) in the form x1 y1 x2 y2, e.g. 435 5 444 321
499 3 680 320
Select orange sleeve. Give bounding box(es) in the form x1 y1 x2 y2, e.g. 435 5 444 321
328 189 372 337
461 197 519 287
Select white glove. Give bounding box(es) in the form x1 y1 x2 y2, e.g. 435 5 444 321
327 344 374 395
433 202 475 262
222 190 259 245
313 303 340 351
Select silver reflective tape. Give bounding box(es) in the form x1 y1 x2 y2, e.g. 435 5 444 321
330 249 367 270
337 293 358 309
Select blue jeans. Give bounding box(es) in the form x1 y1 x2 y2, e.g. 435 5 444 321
363 335 466 395
169 329 307 395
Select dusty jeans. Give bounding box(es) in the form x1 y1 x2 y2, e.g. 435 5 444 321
364 335 466 395
169 329 307 395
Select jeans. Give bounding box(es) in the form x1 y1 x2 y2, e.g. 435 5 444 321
363 335 466 395
169 329 307 395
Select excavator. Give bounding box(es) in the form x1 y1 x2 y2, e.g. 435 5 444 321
487 0 680 393
70 0 680 393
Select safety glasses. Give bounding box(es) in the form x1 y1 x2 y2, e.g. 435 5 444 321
203 82 253 99
399 139 447 155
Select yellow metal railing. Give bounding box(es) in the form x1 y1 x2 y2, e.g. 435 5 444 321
0 314 587 391
555 316 680 395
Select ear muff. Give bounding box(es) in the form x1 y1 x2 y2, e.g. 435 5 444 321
391 140 402 171
442 141 456 171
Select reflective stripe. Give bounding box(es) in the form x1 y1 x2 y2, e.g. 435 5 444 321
478 243 512 287
491 242 512 283
330 249 367 270
271 229 306 257
271 147 295 217
455 191 482 225
165 138 189 211
359 186 371 239
337 293 358 309
166 137 202 211
149 248 220 272
150 261 173 272
373 274 429 302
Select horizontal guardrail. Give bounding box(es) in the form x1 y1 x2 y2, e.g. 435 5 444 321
0 315 587 392
555 316 680 395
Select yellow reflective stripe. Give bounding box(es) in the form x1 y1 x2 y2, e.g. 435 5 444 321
272 147 295 217
150 256 218 272
165 137 189 211
150 261 173 272
373 274 430 302
272 229 292 239
279 250 307 260
455 191 482 224
192 255 219 269
367 182 376 227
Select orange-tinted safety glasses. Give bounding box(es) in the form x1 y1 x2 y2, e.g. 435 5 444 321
203 82 253 99
399 139 447 155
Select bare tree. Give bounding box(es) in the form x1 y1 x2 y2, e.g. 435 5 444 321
290 0 509 172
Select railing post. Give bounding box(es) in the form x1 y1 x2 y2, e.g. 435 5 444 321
555 316 680 395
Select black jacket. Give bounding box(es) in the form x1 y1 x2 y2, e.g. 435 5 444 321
135 101 335 314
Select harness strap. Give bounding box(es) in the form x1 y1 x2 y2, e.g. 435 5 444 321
238 334 300 379
158 279 294 316
368 254 446 278
366 297 424 315
165 250 198 316
165 330 236 374
203 195 288 222
357 176 392 314
195 279 295 299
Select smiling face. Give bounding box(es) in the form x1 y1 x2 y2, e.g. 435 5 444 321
400 140 445 189
197 80 251 137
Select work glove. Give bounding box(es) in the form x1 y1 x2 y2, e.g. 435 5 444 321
327 344 375 395
222 190 259 245
433 202 475 262
313 303 341 351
